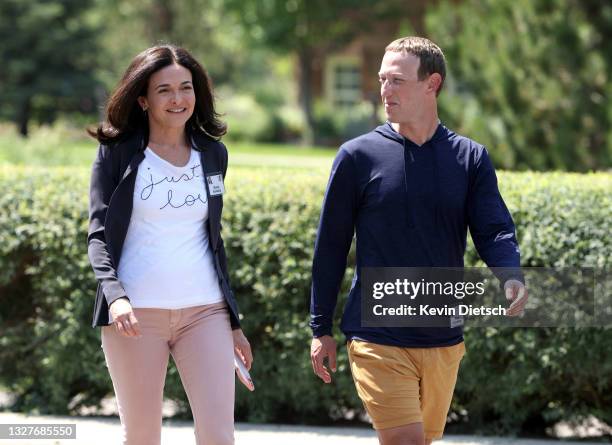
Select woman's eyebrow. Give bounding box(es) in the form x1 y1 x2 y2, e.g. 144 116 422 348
154 80 193 89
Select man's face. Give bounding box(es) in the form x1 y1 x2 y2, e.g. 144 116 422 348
379 51 430 125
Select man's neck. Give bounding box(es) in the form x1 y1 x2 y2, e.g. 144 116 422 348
392 112 440 146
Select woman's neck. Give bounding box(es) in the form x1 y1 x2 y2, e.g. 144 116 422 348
148 126 188 150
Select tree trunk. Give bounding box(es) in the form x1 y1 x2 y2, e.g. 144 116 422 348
297 47 315 146
150 0 174 37
17 97 31 137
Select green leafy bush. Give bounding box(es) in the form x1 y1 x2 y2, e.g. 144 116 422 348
313 101 378 146
217 88 304 143
0 165 610 434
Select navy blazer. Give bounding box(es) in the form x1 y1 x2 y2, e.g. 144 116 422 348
87 130 241 329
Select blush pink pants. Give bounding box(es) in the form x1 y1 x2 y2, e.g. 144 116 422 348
101 302 235 445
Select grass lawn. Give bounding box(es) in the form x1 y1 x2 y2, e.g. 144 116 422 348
230 141 335 170
0 132 336 170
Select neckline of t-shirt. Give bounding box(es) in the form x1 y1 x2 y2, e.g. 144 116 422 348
145 146 196 169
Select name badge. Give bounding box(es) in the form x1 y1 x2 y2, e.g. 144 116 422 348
207 173 225 196
450 315 464 328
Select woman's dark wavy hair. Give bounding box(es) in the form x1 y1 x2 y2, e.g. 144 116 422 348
88 44 226 144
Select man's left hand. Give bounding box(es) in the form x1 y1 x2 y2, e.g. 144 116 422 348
504 279 528 317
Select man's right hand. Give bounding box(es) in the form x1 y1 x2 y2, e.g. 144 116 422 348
310 335 337 384
109 297 141 338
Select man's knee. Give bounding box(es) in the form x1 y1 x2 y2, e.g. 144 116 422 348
377 423 426 445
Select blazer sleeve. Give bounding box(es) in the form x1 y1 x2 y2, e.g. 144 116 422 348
217 142 241 329
87 144 129 306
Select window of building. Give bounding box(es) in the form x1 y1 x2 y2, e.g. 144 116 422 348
325 56 362 107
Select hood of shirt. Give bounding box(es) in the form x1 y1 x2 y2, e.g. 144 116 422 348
373 121 449 147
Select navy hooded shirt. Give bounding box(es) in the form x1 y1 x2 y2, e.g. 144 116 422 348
310 122 521 347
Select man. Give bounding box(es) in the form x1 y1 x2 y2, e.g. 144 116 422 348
309 36 527 445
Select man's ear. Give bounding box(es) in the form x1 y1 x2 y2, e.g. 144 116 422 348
428 73 442 95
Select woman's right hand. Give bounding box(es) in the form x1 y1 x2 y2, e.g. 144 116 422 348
109 297 141 338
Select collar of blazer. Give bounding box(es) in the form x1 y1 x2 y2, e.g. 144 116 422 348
116 128 223 178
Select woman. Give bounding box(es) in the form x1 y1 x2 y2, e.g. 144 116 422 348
87 44 252 445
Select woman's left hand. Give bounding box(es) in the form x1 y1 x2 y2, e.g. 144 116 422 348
232 329 253 370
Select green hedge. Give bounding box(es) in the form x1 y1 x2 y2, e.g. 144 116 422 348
0 165 610 434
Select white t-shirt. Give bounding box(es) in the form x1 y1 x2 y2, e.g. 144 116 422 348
116 147 224 309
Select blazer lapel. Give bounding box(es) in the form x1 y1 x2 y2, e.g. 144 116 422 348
198 148 222 251
122 151 145 181
106 149 145 266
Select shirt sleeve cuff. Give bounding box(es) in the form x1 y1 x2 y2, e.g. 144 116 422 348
311 325 333 338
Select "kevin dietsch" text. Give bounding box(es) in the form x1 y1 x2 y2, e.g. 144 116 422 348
373 304 507 317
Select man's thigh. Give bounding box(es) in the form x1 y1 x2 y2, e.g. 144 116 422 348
420 341 465 440
347 340 423 430
347 340 465 441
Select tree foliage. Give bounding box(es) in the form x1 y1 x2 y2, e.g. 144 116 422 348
0 0 101 135
224 0 403 144
428 0 612 171
93 0 248 86
2 0 611 171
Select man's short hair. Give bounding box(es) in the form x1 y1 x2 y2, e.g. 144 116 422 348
385 36 446 95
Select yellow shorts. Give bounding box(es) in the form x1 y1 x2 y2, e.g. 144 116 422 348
347 340 465 440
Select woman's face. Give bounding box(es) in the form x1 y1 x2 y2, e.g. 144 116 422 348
138 63 196 132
